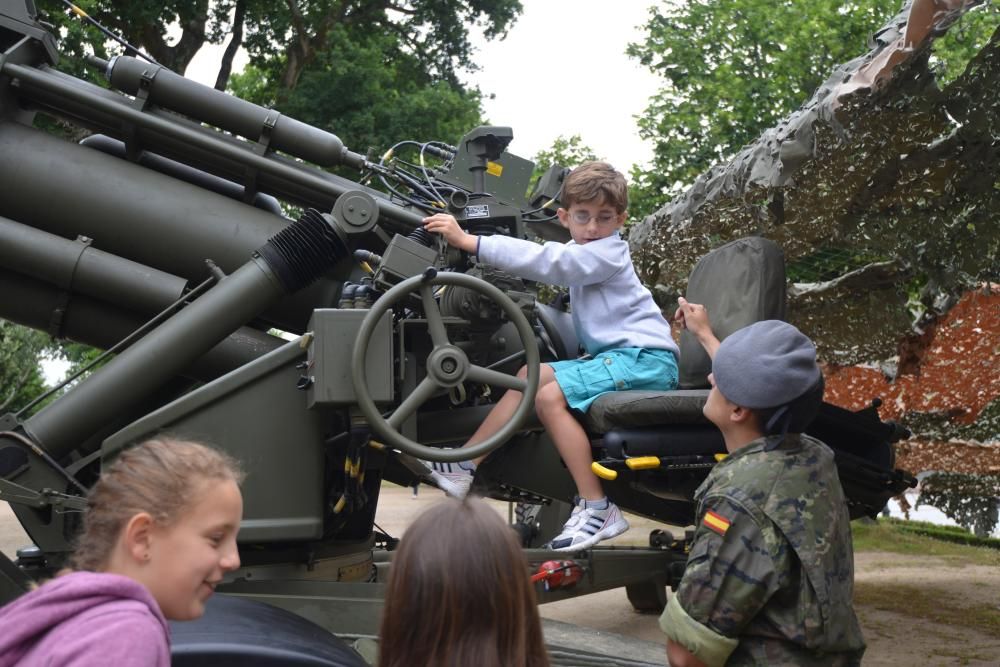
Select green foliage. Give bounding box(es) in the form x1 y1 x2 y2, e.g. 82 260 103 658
0 320 54 413
237 0 520 95
38 1 521 94
37 0 232 74
230 25 485 159
627 0 902 209
627 1 1000 212
527 134 599 196
930 2 1000 86
531 135 599 178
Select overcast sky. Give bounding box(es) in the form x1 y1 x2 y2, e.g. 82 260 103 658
185 1 663 174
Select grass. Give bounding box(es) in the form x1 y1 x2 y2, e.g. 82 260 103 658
851 519 1000 661
852 519 1000 566
854 581 1000 639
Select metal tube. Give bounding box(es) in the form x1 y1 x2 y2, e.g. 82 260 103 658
106 56 366 169
0 214 187 315
0 267 281 382
21 257 287 458
0 122 336 331
3 62 424 230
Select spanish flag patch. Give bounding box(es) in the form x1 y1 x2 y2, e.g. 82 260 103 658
703 510 731 536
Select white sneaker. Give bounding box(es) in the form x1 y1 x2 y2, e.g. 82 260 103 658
424 461 474 499
545 499 629 551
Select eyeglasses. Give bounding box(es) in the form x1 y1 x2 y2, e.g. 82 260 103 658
569 211 620 226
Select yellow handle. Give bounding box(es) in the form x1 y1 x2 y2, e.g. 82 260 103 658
591 462 618 480
625 456 662 470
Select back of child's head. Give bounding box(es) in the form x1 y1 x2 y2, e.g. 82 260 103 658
560 161 628 212
70 437 243 572
378 498 550 667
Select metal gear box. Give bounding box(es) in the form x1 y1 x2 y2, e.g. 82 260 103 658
306 309 394 407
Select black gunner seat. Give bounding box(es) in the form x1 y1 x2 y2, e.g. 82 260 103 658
566 236 912 518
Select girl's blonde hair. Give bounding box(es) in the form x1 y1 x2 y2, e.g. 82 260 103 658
69 437 243 571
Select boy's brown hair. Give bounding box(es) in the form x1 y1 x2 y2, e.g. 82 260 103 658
559 161 628 212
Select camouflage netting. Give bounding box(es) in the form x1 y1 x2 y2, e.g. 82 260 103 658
628 0 1000 364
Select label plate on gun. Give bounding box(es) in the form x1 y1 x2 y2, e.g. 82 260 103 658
466 204 490 219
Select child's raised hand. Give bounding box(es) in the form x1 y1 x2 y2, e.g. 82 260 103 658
423 214 478 254
674 297 711 334
675 297 720 358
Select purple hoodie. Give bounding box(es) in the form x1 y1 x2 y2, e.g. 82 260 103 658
0 570 169 666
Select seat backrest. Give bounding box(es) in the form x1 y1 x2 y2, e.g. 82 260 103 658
679 237 787 388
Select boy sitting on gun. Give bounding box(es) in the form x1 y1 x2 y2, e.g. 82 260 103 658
421 161 679 550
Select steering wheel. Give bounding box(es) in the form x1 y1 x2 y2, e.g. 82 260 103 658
352 270 540 462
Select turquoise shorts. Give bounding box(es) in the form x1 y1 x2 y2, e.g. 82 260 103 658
547 348 679 413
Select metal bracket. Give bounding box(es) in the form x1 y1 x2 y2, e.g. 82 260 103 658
0 477 86 512
121 67 158 161
242 109 280 203
47 235 92 339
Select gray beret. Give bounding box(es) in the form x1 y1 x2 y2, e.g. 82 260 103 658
712 320 821 409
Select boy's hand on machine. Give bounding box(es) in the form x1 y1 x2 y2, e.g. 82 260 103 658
423 214 478 254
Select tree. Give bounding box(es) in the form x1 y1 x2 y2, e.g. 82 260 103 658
38 0 234 78
43 1 521 93
240 0 521 102
627 0 901 210
0 320 54 413
229 24 486 161
529 134 599 188
40 1 521 153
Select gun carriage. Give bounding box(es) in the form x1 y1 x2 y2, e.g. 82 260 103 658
0 2 915 663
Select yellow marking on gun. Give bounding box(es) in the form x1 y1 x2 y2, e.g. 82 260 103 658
625 456 661 470
591 462 618 480
69 4 89 18
714 453 728 462
486 161 503 177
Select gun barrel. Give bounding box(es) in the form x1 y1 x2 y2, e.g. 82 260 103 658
2 61 424 232
105 56 367 170
0 122 338 331
22 208 351 459
0 214 187 314
0 268 281 383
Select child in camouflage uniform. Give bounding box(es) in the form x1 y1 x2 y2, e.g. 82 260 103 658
662 299 865 667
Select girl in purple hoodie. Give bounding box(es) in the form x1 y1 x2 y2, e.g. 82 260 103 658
0 437 244 666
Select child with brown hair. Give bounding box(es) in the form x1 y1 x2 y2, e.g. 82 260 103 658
422 161 679 550
0 437 244 667
378 498 550 667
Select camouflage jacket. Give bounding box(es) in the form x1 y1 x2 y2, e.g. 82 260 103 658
659 434 865 666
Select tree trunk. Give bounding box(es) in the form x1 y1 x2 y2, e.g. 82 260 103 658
215 0 247 91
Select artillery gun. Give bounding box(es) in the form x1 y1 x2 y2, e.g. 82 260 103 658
0 2 915 663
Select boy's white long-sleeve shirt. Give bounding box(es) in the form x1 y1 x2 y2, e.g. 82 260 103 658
477 233 678 357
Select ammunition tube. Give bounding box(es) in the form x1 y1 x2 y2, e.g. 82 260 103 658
105 56 366 170
2 64 423 232
0 269 281 382
22 210 350 459
0 122 339 331
0 215 186 314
